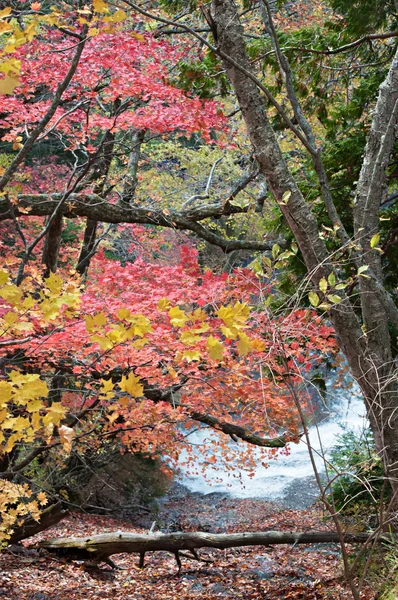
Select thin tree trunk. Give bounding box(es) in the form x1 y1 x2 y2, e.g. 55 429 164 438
42 213 63 276
76 218 98 275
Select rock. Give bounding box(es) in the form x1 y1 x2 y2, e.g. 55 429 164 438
247 556 276 580
190 581 203 592
208 582 230 596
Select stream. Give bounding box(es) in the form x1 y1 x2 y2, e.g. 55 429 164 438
176 373 368 508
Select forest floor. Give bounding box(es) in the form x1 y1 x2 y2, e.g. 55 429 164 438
0 483 376 600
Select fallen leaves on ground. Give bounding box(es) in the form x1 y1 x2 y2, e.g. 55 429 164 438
0 491 376 599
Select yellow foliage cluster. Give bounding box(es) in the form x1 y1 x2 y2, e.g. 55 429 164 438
0 480 47 546
0 270 81 543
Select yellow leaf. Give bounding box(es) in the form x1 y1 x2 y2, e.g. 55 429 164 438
100 379 114 394
84 314 95 332
182 350 201 362
26 398 44 412
370 233 380 248
217 302 250 328
237 332 251 356
192 308 207 321
131 32 146 42
133 337 149 349
0 58 21 76
37 492 48 506
104 9 127 22
308 291 319 307
251 338 266 352
169 306 189 327
93 0 109 13
220 325 238 340
5 434 17 453
207 336 224 361
327 294 342 304
48 402 66 414
158 297 171 310
0 7 12 18
91 334 113 350
0 269 9 285
4 311 18 325
45 403 66 426
117 308 131 321
93 312 107 327
12 416 30 433
17 376 48 401
0 284 22 305
119 373 143 398
45 271 62 294
180 330 200 345
0 382 12 404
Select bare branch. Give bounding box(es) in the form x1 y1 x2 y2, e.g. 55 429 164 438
181 156 223 209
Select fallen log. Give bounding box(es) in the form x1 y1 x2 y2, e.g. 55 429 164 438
39 529 394 570
9 502 69 545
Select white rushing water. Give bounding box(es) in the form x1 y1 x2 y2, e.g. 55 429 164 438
176 374 368 500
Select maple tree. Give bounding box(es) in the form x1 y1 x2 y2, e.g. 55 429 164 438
0 6 338 537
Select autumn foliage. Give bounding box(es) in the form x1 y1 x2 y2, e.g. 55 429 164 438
0 1 340 545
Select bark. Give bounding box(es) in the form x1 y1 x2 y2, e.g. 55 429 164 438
119 128 146 206
39 530 392 564
76 218 98 275
42 213 63 276
352 49 398 485
1 193 281 253
77 126 117 275
8 502 68 545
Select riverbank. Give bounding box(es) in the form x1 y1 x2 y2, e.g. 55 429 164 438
0 482 376 600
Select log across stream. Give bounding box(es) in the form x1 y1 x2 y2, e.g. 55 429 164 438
39 530 392 570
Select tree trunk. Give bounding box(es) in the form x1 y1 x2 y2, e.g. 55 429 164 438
76 218 98 275
9 502 68 545
42 213 63 275
39 529 390 564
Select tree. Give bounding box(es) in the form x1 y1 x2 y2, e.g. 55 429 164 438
120 0 398 510
206 0 398 506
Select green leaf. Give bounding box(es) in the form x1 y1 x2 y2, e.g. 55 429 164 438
309 291 320 307
370 233 380 248
319 278 328 293
357 265 369 274
327 294 341 304
328 273 336 287
272 244 280 259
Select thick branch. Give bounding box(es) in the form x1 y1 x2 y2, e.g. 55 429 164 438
0 194 279 252
143 383 287 448
9 502 69 544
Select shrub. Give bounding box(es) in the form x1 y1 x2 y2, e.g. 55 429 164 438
327 429 390 519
